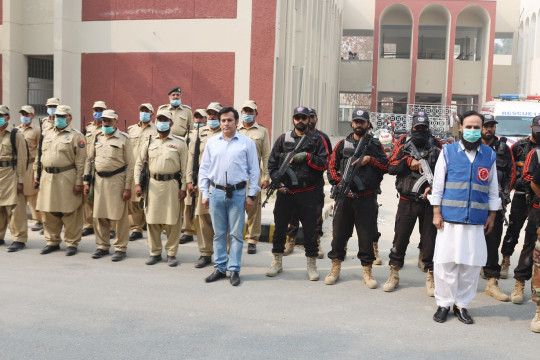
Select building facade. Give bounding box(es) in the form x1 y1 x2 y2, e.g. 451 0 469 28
519 0 540 96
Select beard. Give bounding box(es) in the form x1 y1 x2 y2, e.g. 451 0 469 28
462 137 482 151
532 132 540 143
354 127 367 137
295 122 308 131
308 122 315 131
481 133 494 141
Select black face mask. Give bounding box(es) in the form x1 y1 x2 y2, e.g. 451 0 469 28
411 130 430 147
294 122 308 132
354 127 367 137
462 137 482 151
532 132 540 144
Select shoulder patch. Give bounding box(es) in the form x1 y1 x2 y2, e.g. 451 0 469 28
78 140 86 148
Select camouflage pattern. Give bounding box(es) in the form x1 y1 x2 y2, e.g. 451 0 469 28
533 235 540 304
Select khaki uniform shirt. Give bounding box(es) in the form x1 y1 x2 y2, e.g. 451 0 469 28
128 122 157 198
35 124 86 213
237 121 271 182
84 130 134 220
0 127 27 206
158 104 193 138
185 125 221 215
134 133 188 225
41 117 55 135
17 124 40 196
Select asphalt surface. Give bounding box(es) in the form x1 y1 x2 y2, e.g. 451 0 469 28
1 165 539 359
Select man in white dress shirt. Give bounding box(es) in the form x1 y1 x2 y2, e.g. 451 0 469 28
429 111 500 324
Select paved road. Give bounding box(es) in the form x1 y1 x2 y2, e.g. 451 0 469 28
1 175 538 360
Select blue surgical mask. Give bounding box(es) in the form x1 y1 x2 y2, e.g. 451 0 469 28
21 116 32 125
47 108 56 116
207 119 220 128
140 112 151 122
242 114 254 123
170 99 181 107
101 125 115 134
462 129 482 143
194 122 205 128
156 121 170 132
93 112 103 121
55 117 67 129
0 118 5 127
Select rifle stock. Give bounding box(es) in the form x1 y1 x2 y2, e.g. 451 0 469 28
34 118 43 189
138 135 152 209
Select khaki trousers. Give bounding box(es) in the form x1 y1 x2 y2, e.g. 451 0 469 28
43 204 83 247
83 194 93 229
147 222 181 256
244 190 262 244
0 193 28 242
128 201 145 233
197 213 214 256
26 193 43 222
181 198 194 235
94 201 129 252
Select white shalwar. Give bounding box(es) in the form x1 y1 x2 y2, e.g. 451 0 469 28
428 142 501 308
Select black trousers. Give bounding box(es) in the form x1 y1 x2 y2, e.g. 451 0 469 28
514 207 539 281
501 193 528 257
483 211 504 278
286 186 325 238
388 198 436 271
272 190 319 257
328 194 377 265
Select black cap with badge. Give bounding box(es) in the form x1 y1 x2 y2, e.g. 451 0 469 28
168 87 182 95
483 114 498 125
293 106 310 117
352 109 370 121
532 115 540 132
411 111 430 129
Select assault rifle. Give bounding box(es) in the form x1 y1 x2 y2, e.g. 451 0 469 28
404 141 434 195
190 126 201 219
499 181 511 226
333 136 369 215
34 118 43 189
262 133 310 208
87 133 99 202
138 135 152 209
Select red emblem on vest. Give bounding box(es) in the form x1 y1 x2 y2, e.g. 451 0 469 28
477 167 489 181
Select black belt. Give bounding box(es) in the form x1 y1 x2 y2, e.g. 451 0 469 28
0 160 15 167
211 181 246 191
97 166 127 178
45 164 76 174
152 172 180 181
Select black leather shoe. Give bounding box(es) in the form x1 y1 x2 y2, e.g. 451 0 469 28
146 255 162 265
112 251 126 262
31 222 43 231
453 305 474 324
230 271 240 286
433 306 450 323
41 245 61 254
81 228 94 237
167 255 178 267
110 230 116 239
92 248 109 259
179 234 194 244
194 256 212 268
65 246 78 256
247 243 257 254
205 269 226 283
39 229 44 235
7 241 25 252
129 232 143 241
142 223 147 231
0 239 4 245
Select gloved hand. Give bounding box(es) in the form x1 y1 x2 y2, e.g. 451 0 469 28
292 152 308 163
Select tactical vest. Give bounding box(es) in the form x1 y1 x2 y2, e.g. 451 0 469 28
441 143 496 225
492 137 509 189
396 137 439 197
282 131 317 188
340 134 383 191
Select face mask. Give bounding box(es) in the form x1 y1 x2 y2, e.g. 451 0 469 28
47 108 56 116
0 118 5 127
101 125 115 134
194 122 205 128
207 119 220 128
93 112 103 121
55 117 67 129
140 112 151 122
242 114 254 123
462 129 482 143
170 99 181 107
411 130 430 147
21 116 32 125
156 121 170 132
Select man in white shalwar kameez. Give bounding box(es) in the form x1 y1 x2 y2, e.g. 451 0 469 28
429 111 500 324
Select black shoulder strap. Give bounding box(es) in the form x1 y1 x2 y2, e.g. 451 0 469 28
10 128 29 170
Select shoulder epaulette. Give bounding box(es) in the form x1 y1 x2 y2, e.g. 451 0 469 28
171 134 186 142
72 128 83 135
181 104 192 110
118 131 130 138
158 104 169 110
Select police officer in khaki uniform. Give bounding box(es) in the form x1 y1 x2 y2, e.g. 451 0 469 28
18 105 43 232
158 87 193 244
127 103 157 241
41 97 61 135
84 109 134 262
0 105 28 252
186 104 222 268
237 100 270 254
134 108 188 267
35 105 86 256
82 100 107 237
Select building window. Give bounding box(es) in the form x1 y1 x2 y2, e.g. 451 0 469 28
341 30 374 61
381 25 412 59
415 93 442 105
28 56 54 117
451 94 479 115
418 25 447 60
493 32 513 65
377 92 408 114
339 92 371 122
454 26 483 61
